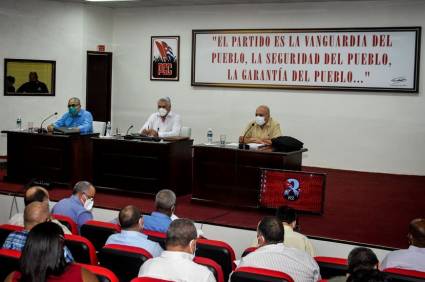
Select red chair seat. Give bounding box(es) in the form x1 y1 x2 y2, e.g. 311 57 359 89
231 266 294 282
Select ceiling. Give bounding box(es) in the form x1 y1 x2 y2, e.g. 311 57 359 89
50 0 401 8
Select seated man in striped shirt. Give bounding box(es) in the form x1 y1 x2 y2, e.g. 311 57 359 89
235 216 320 282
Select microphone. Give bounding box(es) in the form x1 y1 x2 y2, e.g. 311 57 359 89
38 112 58 133
125 125 134 136
239 122 255 149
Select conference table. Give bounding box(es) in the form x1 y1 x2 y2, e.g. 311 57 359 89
192 143 307 208
91 136 193 196
2 130 95 186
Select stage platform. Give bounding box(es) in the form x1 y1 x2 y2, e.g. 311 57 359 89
1 166 424 249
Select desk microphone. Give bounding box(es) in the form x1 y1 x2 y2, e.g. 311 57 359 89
38 112 58 133
125 125 134 136
239 122 255 149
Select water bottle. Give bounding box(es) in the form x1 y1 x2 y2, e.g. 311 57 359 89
106 121 112 136
207 128 213 144
16 117 22 130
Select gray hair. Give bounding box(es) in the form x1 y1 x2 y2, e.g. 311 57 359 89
72 181 93 195
155 189 176 211
158 97 171 106
69 97 81 105
165 218 197 247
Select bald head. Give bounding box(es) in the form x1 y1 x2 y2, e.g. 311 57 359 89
24 186 49 206
119 205 142 230
409 218 425 247
255 105 270 124
24 202 50 230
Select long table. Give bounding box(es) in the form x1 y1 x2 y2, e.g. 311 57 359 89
192 144 307 208
2 130 94 186
92 137 193 196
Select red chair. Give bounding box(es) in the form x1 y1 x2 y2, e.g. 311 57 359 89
241 246 258 258
78 263 119 282
230 266 294 282
194 256 225 282
64 234 98 265
142 230 166 249
80 220 121 251
196 238 236 282
0 249 21 282
0 224 24 246
314 256 348 279
99 244 153 282
131 277 173 282
52 214 79 235
383 267 425 282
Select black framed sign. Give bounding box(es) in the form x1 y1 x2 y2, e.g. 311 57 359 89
150 36 180 81
4 59 56 96
192 27 421 92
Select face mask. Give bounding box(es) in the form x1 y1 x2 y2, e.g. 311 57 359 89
158 107 168 117
83 195 94 211
68 107 78 117
255 116 266 126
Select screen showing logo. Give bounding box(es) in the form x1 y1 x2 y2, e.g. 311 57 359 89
283 178 300 201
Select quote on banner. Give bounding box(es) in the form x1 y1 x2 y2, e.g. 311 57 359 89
192 28 420 92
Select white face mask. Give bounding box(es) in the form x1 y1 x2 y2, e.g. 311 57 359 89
255 116 266 126
83 195 94 211
158 108 168 117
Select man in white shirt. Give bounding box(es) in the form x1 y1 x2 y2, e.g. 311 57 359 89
139 218 216 282
140 97 181 138
277 205 316 257
236 216 320 282
105 205 163 257
380 218 425 272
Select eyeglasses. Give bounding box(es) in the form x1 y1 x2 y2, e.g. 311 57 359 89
68 104 80 108
83 193 95 200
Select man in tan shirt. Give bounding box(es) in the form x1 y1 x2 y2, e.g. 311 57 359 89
240 105 282 145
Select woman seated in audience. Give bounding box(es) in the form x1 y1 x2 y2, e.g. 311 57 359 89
5 221 98 282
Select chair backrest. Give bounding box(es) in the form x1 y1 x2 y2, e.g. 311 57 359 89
52 214 79 235
196 238 236 282
241 246 258 258
231 267 294 282
93 121 107 136
0 249 21 282
131 277 174 282
78 263 120 282
80 220 121 251
0 224 24 246
142 229 167 249
64 234 98 265
99 244 153 282
194 256 225 282
383 267 425 282
314 256 348 279
179 126 191 138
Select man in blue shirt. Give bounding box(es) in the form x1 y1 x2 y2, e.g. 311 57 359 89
106 205 163 257
47 97 93 134
52 181 95 231
143 189 176 233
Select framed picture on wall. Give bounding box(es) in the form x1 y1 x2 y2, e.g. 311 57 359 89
150 36 180 81
4 59 56 96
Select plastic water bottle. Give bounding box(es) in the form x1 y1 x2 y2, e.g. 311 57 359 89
106 121 112 136
207 128 213 144
16 117 22 130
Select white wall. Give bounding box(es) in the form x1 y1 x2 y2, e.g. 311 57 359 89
111 0 425 175
0 0 113 154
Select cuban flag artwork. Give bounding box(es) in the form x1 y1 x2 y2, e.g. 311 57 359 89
151 36 179 80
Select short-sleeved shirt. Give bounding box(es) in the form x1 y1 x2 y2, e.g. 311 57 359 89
243 117 282 140
53 109 93 134
52 195 93 230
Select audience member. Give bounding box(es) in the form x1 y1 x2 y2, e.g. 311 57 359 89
52 181 95 230
5 221 98 282
105 205 163 257
235 216 320 282
140 97 181 138
9 184 71 234
3 202 74 263
138 218 215 282
380 218 425 272
275 205 316 256
143 189 176 233
347 269 389 282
